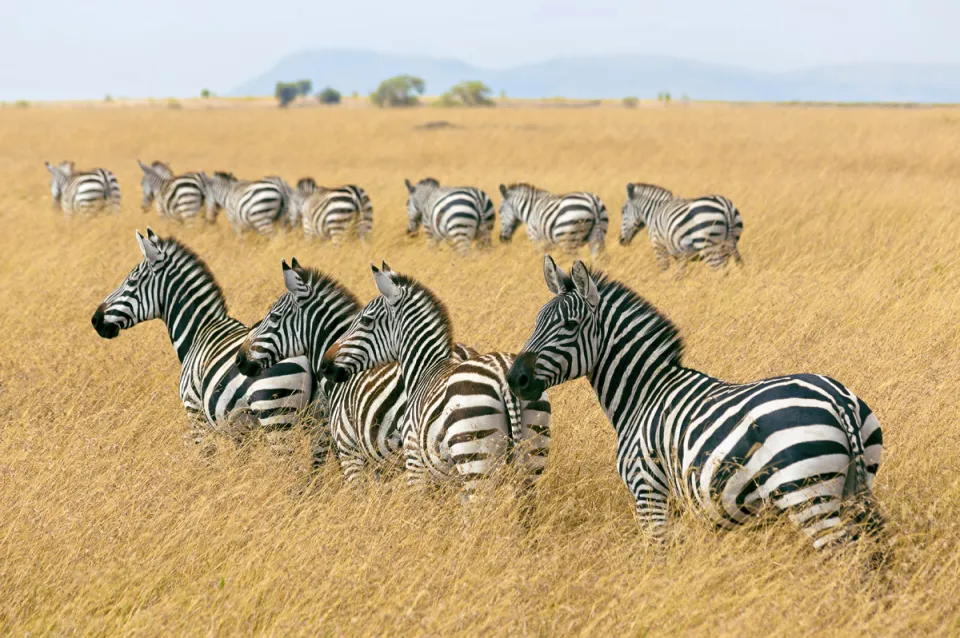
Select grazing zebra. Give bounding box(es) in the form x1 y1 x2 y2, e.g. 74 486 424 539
203 172 286 235
138 160 208 222
507 256 885 552
321 263 551 500
45 161 121 215
620 182 743 271
404 178 495 254
498 183 608 255
237 258 479 480
91 228 316 450
291 178 374 242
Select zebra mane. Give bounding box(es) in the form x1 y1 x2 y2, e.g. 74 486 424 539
579 267 685 366
156 237 229 313
503 182 541 192
390 272 454 348
417 177 440 188
294 267 361 311
627 183 674 198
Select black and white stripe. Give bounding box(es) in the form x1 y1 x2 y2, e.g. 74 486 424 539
322 264 551 499
498 183 608 255
292 177 374 242
45 160 121 215
91 229 316 448
404 178 495 254
508 257 885 551
203 172 286 236
138 160 208 222
237 260 478 481
620 182 743 271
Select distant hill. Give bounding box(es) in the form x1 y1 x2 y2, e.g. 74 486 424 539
230 50 960 103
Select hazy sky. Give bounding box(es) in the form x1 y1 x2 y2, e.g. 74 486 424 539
2 0 954 100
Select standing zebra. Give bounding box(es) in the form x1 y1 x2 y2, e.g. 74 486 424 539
138 160 208 222
45 161 121 215
203 172 287 236
507 257 885 552
620 182 743 271
321 264 551 500
404 178 495 254
236 259 478 481
91 228 317 451
498 183 608 255
290 177 374 242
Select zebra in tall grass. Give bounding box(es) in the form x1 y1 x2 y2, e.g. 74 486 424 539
289 177 374 242
203 172 287 235
404 178 495 254
498 183 608 255
507 256 885 553
45 161 121 215
236 259 478 480
322 264 551 500
138 160 208 222
620 182 743 271
91 228 316 451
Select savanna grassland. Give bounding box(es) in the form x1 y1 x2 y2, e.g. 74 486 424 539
1 103 960 636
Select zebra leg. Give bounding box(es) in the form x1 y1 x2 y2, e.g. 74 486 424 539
702 244 729 270
635 487 670 546
654 244 671 271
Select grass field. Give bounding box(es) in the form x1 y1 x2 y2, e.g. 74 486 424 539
2 104 960 636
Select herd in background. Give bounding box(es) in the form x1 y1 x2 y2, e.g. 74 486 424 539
59 154 886 569
46 159 745 272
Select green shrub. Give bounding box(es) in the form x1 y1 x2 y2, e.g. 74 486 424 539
623 96 639 108
370 75 425 107
317 87 341 105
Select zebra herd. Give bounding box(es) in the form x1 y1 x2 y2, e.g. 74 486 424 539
47 160 746 272
91 227 886 564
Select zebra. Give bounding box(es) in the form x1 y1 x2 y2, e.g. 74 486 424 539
91 228 317 452
404 177 495 254
498 183 608 255
45 160 121 215
236 258 479 481
507 256 885 554
202 172 287 235
138 160 208 222
321 263 551 501
620 182 743 271
291 178 374 242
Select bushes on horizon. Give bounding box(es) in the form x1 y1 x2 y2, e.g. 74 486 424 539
623 96 639 108
317 87 342 105
435 81 495 107
275 82 299 107
370 75 425 107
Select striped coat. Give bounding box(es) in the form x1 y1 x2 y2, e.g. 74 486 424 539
498 182 608 255
138 160 207 222
45 160 121 215
404 178 495 254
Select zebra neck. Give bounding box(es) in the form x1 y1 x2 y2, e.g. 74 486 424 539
160 272 230 363
398 340 451 396
305 305 357 380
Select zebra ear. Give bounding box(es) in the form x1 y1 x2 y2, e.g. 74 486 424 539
543 254 569 295
138 160 149 173
570 260 600 309
283 263 310 302
499 184 507 198
44 161 54 173
373 269 402 305
626 183 635 199
381 260 393 273
404 178 414 194
290 256 302 270
136 228 163 266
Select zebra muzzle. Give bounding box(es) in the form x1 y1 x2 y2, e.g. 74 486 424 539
507 352 544 400
320 344 350 383
235 350 266 377
91 305 120 339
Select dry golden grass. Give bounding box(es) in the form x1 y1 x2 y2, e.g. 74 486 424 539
2 104 960 636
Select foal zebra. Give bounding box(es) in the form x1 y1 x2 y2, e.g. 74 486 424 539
507 257 884 552
138 160 208 222
322 264 551 500
498 183 608 255
291 178 374 242
45 161 121 215
404 178 495 253
91 229 316 449
203 172 287 235
236 259 478 481
620 182 743 271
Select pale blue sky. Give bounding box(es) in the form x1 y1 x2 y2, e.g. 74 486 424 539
1 0 954 100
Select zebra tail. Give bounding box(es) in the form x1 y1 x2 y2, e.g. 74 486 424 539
836 400 887 548
499 365 524 444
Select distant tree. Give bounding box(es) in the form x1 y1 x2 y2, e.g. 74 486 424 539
500 89 507 100
436 81 495 107
351 90 359 100
370 75 426 107
275 82 299 107
657 91 672 104
296 80 313 96
201 88 211 99
317 87 342 105
104 94 114 103
622 96 639 108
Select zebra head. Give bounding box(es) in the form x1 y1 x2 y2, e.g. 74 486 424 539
91 228 168 339
137 160 166 211
44 161 73 205
404 177 438 236
507 255 601 400
498 183 533 243
201 171 236 222
620 182 673 245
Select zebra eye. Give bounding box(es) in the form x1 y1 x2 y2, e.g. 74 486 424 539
359 316 374 328
563 319 579 331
